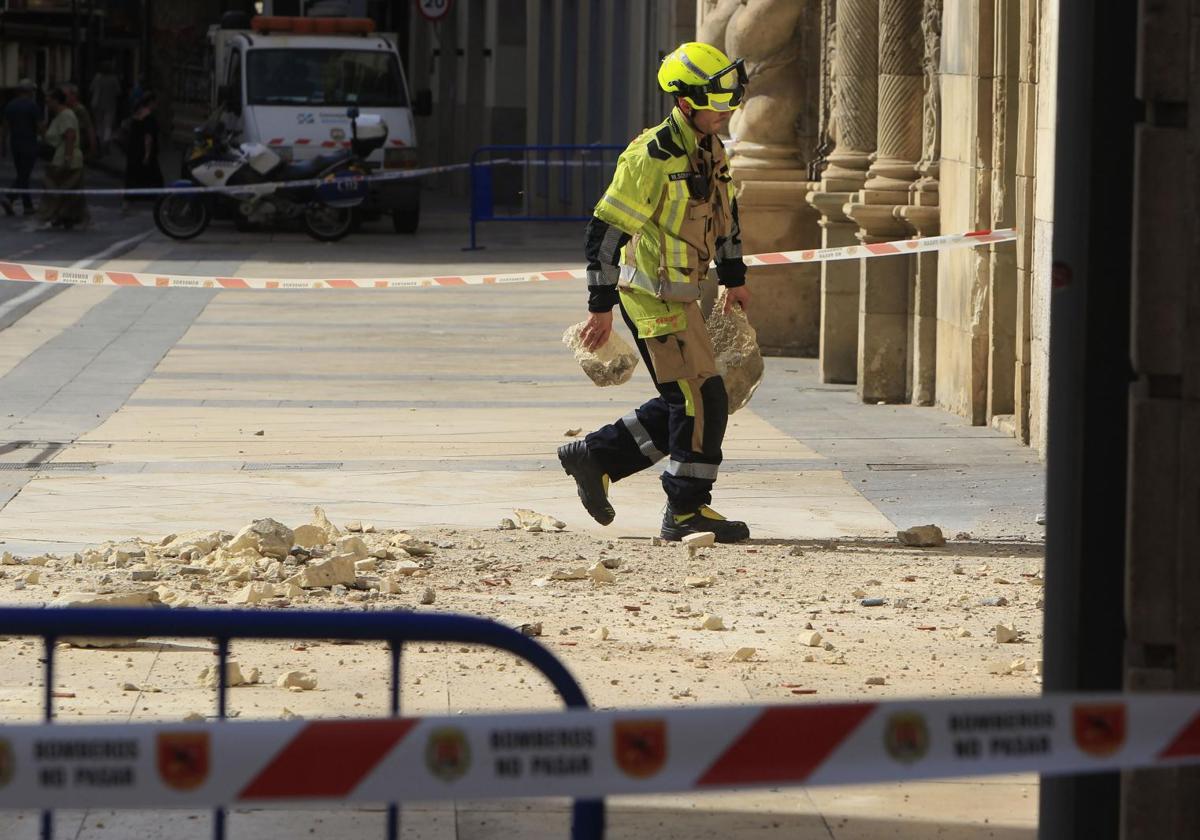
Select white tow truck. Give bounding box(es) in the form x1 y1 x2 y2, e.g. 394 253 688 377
207 11 425 232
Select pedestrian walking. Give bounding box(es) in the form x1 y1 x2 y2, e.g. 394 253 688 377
62 83 98 160
89 60 120 151
36 87 85 229
122 92 162 212
558 42 753 543
1 78 41 217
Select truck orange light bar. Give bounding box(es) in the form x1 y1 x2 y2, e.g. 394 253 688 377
250 16 376 35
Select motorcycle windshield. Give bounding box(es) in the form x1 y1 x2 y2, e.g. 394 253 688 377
246 49 408 108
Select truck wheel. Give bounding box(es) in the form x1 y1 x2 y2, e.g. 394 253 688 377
303 205 354 242
391 189 420 234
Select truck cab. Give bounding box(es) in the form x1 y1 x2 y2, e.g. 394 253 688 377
209 13 422 232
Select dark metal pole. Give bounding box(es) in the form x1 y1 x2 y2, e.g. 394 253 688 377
1039 0 1137 837
70 0 80 83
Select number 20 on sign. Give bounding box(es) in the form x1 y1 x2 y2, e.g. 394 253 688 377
417 0 453 22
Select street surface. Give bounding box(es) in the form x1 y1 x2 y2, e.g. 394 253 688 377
0 184 1044 839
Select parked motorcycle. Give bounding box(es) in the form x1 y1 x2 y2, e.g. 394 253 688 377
153 108 387 242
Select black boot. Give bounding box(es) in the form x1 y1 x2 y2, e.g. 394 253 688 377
557 441 615 525
660 505 750 543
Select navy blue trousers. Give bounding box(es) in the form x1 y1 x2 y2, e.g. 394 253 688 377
584 301 727 512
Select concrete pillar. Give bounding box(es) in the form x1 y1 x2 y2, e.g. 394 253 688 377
806 0 878 381
846 0 924 404
1013 0 1039 445
701 0 823 356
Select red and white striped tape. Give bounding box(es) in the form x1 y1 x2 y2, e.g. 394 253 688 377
0 692 1195 808
0 229 1015 291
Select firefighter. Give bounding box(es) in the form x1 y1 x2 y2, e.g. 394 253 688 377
559 42 752 543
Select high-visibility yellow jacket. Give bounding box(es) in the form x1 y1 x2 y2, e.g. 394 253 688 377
585 107 745 338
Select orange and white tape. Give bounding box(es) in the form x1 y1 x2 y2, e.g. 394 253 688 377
0 692 1194 808
0 229 1015 291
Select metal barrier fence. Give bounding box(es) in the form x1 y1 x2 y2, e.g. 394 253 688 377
0 606 604 840
467 145 623 250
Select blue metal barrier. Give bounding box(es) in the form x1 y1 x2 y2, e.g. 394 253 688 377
0 607 604 840
467 144 623 250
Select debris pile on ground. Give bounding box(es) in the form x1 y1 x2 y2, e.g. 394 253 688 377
0 511 1046 704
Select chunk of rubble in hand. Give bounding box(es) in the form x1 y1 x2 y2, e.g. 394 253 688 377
276 670 317 691
896 524 946 548
513 508 566 532
227 518 294 560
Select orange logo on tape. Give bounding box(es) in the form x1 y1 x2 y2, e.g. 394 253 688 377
157 732 209 791
1073 703 1126 757
613 719 667 779
884 712 929 764
425 727 470 782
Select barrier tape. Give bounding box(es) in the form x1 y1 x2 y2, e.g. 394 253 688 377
0 229 1015 291
0 159 483 197
1 156 615 197
0 692 1194 809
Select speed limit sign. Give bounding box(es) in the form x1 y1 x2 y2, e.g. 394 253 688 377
416 0 453 21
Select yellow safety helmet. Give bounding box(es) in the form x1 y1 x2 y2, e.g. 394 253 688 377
657 42 747 112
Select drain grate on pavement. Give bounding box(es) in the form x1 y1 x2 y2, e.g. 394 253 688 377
866 463 968 471
0 462 98 471
241 462 344 471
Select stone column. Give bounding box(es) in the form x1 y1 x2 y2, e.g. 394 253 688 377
895 0 942 405
846 0 925 404
701 0 822 356
805 0 879 383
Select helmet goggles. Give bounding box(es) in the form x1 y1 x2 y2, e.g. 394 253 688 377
671 58 747 111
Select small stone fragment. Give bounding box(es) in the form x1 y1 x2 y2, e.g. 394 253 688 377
979 596 1009 607
276 671 317 691
498 518 517 530
354 559 378 573
681 532 716 549
861 598 887 607
197 661 250 689
587 562 616 584
956 628 972 638
290 555 356 589
685 575 715 588
227 518 294 560
700 614 725 631
419 586 436 605
345 520 363 533
563 428 582 437
995 624 1022 644
591 626 609 641
896 524 946 548
802 631 823 647
865 676 886 686
513 508 566 531
788 545 804 557
852 588 868 598
550 567 588 581
232 582 277 605
729 647 756 662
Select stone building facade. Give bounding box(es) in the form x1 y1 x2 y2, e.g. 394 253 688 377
698 0 1059 455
